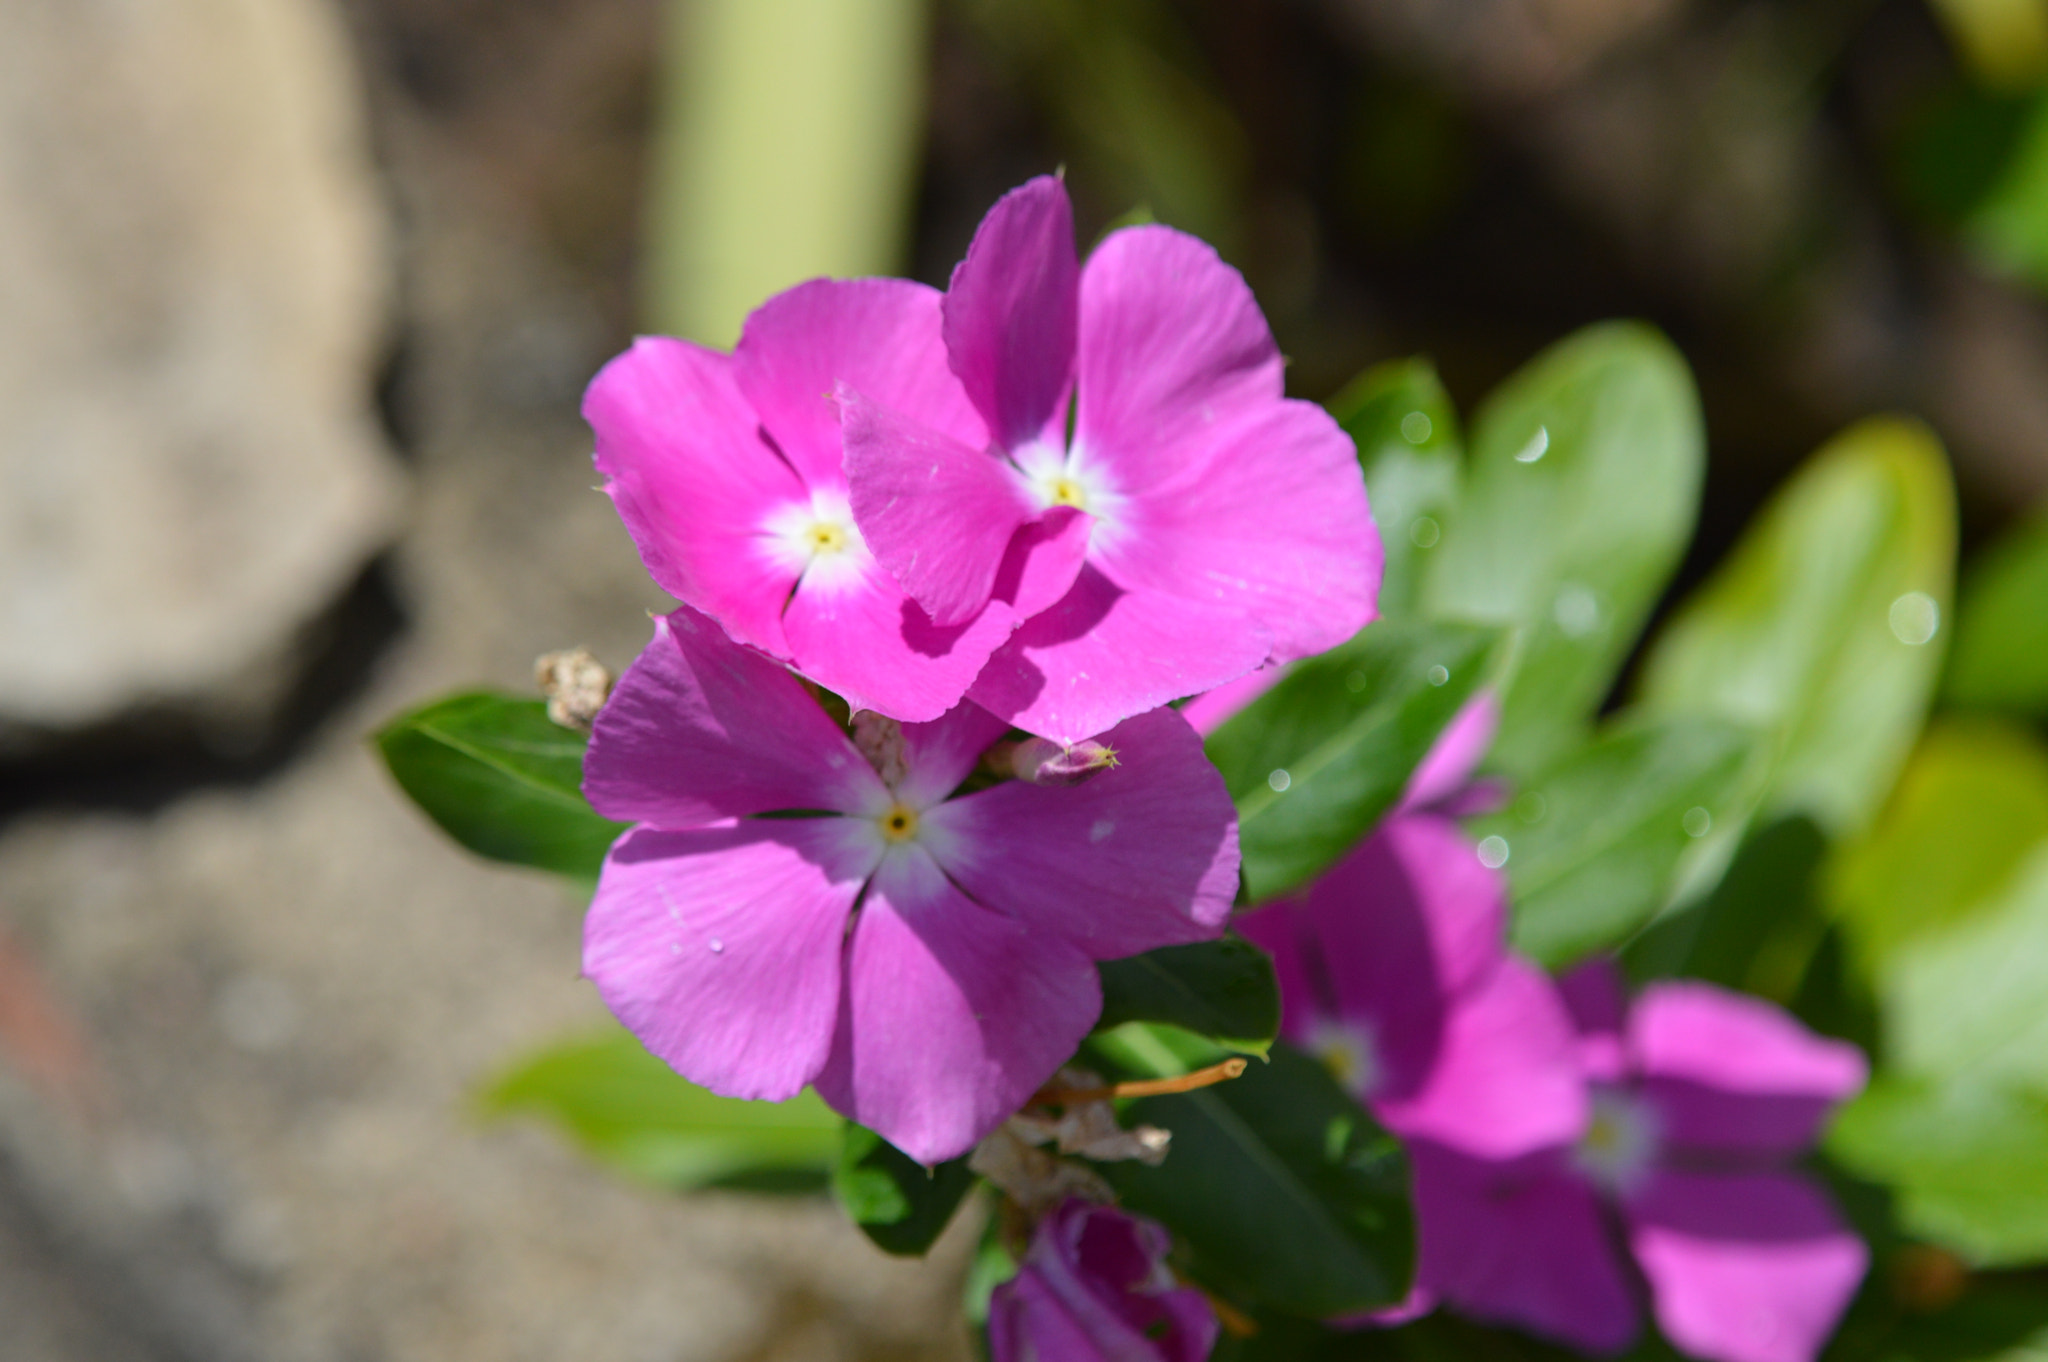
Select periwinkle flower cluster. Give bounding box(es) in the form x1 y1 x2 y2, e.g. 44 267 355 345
576 172 1873 1362
579 175 1376 1166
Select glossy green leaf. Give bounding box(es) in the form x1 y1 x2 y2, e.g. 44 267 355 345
1829 1076 2048 1266
832 1123 976 1256
1095 936 1280 1055
1945 502 2048 716
1826 720 2048 978
1639 417 1957 838
1421 322 1704 777
1474 715 1759 968
1327 357 1462 620
1205 620 1503 901
375 691 627 882
1624 816 1829 997
1100 1042 1414 1317
1886 842 2048 1090
479 1024 840 1188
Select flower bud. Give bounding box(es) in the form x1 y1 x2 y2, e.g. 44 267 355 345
1011 737 1118 787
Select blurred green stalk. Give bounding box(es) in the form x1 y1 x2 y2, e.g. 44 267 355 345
645 0 930 345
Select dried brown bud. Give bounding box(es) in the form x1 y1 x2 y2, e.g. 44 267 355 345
535 648 612 731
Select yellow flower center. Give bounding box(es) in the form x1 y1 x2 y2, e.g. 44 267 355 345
879 803 919 843
1047 475 1089 510
807 521 849 555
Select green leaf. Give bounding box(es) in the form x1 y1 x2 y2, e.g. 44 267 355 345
1098 1041 1414 1318
832 1122 976 1256
375 691 627 882
1327 357 1462 620
1095 936 1280 1055
1474 715 1758 968
1946 502 2048 716
1886 842 2048 1090
1826 719 2048 978
1205 620 1504 901
1638 417 1957 838
1829 1076 2048 1266
1421 322 1704 777
1624 816 1829 997
479 1024 841 1188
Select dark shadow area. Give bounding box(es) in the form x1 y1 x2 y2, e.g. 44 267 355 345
0 554 409 827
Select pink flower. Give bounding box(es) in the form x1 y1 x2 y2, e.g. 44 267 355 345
842 175 1381 744
584 278 1075 722
1405 960 1869 1362
989 1199 1219 1362
578 607 1240 1164
1236 696 1587 1162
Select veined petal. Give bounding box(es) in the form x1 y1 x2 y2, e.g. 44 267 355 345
919 707 1240 960
733 277 984 491
841 388 1041 626
781 551 1019 723
585 609 886 826
583 819 880 1102
1376 957 1589 1160
1075 225 1282 487
1410 1142 1641 1356
894 702 1012 811
1088 395 1380 666
968 564 1272 745
814 847 1100 1164
1630 982 1868 1159
1627 1170 1868 1362
584 338 807 655
943 174 1079 451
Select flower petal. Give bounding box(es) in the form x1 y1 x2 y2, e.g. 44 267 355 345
841 388 1041 626
942 174 1079 451
1559 957 1632 1084
918 707 1240 960
1089 395 1381 665
1075 225 1282 487
585 609 887 826
781 550 1019 723
1376 957 1590 1160
583 819 880 1102
894 701 1012 810
968 563 1272 745
1630 981 1868 1159
732 277 984 491
813 847 1100 1164
1240 815 1507 1107
1178 664 1285 737
1410 1142 1641 1355
584 338 807 655
1400 693 1500 814
1627 1169 1868 1362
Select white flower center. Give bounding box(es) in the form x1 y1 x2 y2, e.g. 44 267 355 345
1014 438 1119 526
762 490 865 591
1307 1019 1381 1101
1572 1088 1661 1196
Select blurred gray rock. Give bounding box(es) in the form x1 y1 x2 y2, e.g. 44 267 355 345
0 0 401 734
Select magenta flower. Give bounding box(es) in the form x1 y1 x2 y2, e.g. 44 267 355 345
1405 960 1869 1362
1236 697 1586 1161
842 175 1381 744
578 607 1240 1164
988 1199 1219 1362
584 279 1080 723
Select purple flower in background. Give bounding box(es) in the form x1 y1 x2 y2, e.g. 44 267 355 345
843 175 1381 744
1406 960 1869 1362
584 279 1074 722
989 1199 1219 1362
1236 696 1587 1161
579 607 1239 1164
